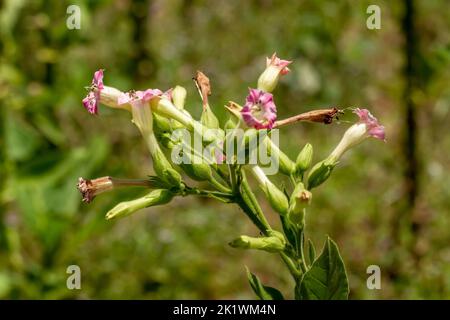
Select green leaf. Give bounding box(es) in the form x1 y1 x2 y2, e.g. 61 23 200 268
245 267 284 300
298 237 349 300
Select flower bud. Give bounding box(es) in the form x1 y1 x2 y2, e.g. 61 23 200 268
295 143 313 176
201 105 220 129
153 113 173 133
266 139 295 175
257 53 292 93
288 182 312 224
262 182 289 216
172 85 187 110
106 189 174 220
229 234 285 253
224 118 237 130
306 159 335 190
250 165 289 215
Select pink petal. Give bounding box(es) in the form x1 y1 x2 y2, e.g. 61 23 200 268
82 92 98 114
266 53 292 75
353 108 386 141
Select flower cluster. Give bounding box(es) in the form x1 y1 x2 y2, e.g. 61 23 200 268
77 53 385 300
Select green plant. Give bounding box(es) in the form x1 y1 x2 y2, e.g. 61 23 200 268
77 54 385 300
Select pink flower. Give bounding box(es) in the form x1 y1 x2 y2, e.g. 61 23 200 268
82 69 104 114
266 53 292 75
241 88 277 129
354 108 386 141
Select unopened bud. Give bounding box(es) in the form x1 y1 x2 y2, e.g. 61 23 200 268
288 182 312 224
172 85 187 110
224 118 237 130
201 105 220 129
262 182 289 216
306 159 336 190
229 234 285 253
106 189 174 220
179 155 213 182
152 148 182 187
153 113 172 133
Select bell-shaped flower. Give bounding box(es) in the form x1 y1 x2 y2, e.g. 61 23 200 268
82 69 124 114
328 108 385 163
241 88 277 129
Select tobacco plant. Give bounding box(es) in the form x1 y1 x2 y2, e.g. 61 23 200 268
77 54 385 299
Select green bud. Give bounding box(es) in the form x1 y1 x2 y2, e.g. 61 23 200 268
152 148 182 187
306 159 336 190
153 113 172 133
229 234 285 253
172 85 187 110
201 105 220 129
224 117 237 130
288 182 312 225
262 182 289 216
295 143 313 175
106 189 174 220
265 138 294 175
179 155 213 182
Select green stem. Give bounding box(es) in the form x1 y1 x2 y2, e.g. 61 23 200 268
297 229 308 273
240 172 271 232
209 176 233 194
280 252 302 279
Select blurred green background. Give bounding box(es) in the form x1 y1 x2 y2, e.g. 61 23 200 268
0 0 449 299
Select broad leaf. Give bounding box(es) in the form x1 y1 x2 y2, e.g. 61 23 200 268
246 267 284 300
298 237 349 300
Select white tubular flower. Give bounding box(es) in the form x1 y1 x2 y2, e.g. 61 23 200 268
328 108 386 163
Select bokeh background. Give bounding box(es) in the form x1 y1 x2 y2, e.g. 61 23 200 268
0 0 449 299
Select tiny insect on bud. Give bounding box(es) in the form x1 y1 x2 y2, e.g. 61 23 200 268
106 189 174 220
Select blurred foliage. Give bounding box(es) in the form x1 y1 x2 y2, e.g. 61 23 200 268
0 0 449 299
